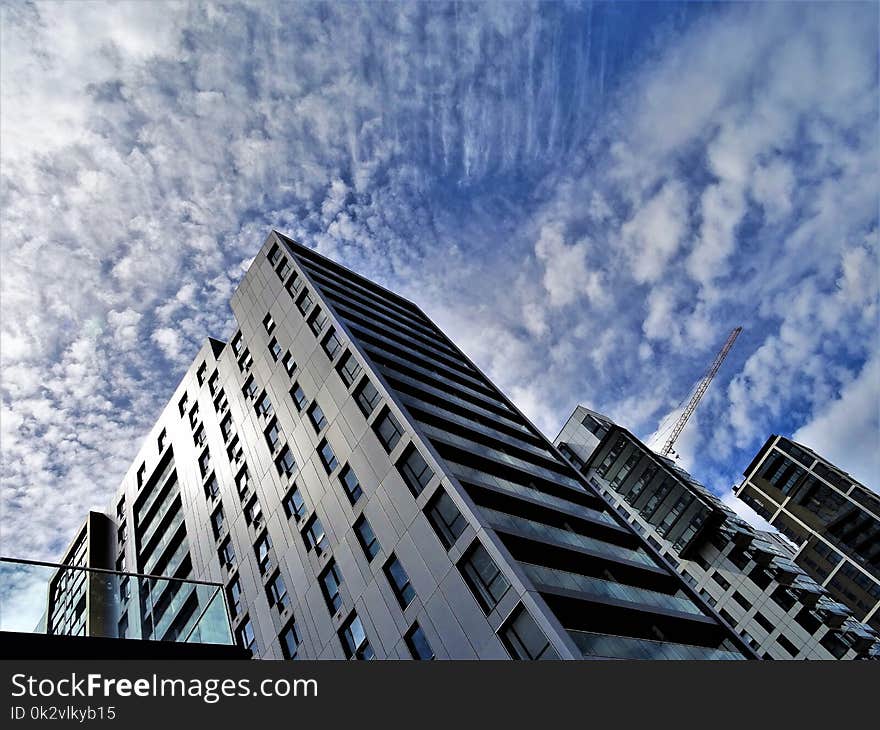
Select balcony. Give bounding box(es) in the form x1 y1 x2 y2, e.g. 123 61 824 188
568 629 745 660
0 557 241 657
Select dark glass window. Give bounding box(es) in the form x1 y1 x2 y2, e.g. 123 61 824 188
242 376 258 400
290 383 307 411
277 257 291 281
238 348 253 373
320 561 343 613
794 607 821 635
339 612 373 660
157 428 167 452
193 424 206 447
321 327 343 359
714 572 731 591
405 623 435 660
218 538 235 568
771 585 797 612
754 612 775 633
196 362 207 385
336 351 362 387
318 439 338 474
307 307 329 335
231 332 243 357
276 446 297 478
235 466 250 497
255 391 274 419
285 272 302 298
280 619 301 659
425 489 467 549
500 606 560 660
227 577 242 617
354 516 380 561
264 419 282 452
339 465 364 505
777 634 799 657
296 289 313 315
302 514 327 555
268 337 282 361
245 495 263 527
178 393 189 417
283 483 307 521
220 414 233 441
263 312 276 334
137 462 146 487
459 541 510 613
198 449 211 477
820 631 849 659
237 617 256 653
397 445 433 497
211 505 225 538
267 243 281 265
354 377 381 417
308 402 328 432
266 572 289 612
282 351 297 376
254 532 273 574
384 554 416 608
732 592 751 610
374 408 404 452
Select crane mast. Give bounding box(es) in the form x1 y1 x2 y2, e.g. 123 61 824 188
660 326 742 458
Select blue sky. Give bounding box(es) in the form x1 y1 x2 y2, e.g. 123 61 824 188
1 1 878 560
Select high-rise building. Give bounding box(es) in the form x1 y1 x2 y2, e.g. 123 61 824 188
736 435 880 632
555 406 879 659
48 231 753 660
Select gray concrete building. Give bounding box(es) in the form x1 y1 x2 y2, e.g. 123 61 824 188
555 406 880 660
50 230 753 660
736 435 880 632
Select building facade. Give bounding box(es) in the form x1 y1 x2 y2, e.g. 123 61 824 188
55 230 752 660
555 406 879 660
736 435 880 632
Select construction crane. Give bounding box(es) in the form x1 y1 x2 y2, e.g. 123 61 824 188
659 326 743 458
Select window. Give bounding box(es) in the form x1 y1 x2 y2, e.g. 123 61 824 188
318 439 338 474
227 577 243 618
339 465 363 505
319 561 343 613
211 505 225 538
285 272 302 298
500 606 559 660
218 538 235 568
405 623 434 660
771 585 796 612
307 402 328 432
296 289 313 315
255 391 274 419
204 472 220 499
198 449 211 477
374 408 403 452
267 243 281 265
397 445 433 497
237 617 256 653
157 428 167 452
242 376 258 401
214 389 229 415
307 307 328 335
264 419 283 452
136 462 146 488
321 327 342 359
178 393 189 417
283 483 307 521
280 620 301 659
268 337 282 361
754 612 775 634
384 555 416 609
354 378 381 416
276 445 297 478
336 351 362 387
713 572 731 591
207 370 219 396
193 424 206 447
290 383 307 411
459 541 510 614
189 403 199 427
282 351 297 376
118 615 128 639
820 631 850 659
354 516 380 561
749 564 772 590
245 495 263 527
776 634 799 657
196 362 207 385
263 312 276 334
254 532 273 574
235 466 250 497
277 257 291 281
220 414 234 441
732 592 751 610
238 348 253 373
302 514 327 555
231 331 243 357
266 572 289 612
339 612 373 660
425 489 467 549
794 607 821 635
